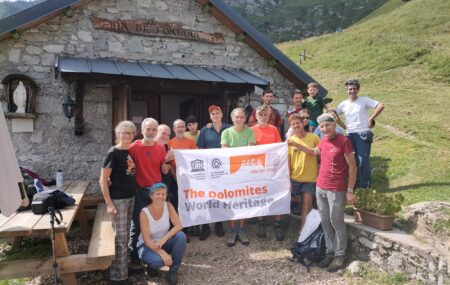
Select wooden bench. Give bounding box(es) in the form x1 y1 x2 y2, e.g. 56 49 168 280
87 203 115 264
0 184 115 284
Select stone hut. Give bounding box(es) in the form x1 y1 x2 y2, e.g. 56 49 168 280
0 0 326 191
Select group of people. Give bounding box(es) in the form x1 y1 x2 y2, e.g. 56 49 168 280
99 79 384 284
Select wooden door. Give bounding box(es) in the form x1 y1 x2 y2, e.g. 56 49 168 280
112 84 129 143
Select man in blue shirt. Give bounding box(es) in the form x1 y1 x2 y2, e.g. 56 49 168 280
196 105 231 240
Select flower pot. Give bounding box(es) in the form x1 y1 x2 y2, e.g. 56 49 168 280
354 209 395 230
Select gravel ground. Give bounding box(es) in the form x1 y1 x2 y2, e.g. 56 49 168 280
3 217 356 285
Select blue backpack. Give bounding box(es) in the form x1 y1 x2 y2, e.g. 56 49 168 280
290 224 326 271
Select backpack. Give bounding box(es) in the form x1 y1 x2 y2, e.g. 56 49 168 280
290 224 326 271
31 190 75 215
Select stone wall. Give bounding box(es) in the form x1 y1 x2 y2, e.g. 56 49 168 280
0 0 297 192
346 217 449 284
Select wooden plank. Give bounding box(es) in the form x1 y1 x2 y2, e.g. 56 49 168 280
0 210 42 238
0 254 112 280
87 204 115 263
55 232 70 256
81 195 103 207
32 181 89 236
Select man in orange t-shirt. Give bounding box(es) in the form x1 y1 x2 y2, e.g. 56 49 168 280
168 118 197 239
250 105 285 241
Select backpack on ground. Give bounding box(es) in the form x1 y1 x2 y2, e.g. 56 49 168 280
291 224 326 271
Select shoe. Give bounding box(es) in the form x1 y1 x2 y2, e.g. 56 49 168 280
227 232 237 247
237 232 250 245
129 256 144 273
167 267 179 285
192 226 201 236
274 222 284 241
214 222 225 237
146 266 159 277
318 253 334 268
327 256 346 272
257 222 267 238
109 279 133 285
199 224 210 241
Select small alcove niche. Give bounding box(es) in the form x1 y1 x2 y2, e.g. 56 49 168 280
1 74 39 119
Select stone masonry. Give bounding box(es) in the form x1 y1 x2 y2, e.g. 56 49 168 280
0 0 297 192
346 216 449 285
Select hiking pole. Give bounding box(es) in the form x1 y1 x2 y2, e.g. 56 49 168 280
48 206 63 285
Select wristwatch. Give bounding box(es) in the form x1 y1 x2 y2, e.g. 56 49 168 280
347 188 354 193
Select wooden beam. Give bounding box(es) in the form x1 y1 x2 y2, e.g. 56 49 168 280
74 81 85 136
0 254 112 280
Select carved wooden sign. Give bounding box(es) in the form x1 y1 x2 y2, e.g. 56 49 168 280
90 16 224 44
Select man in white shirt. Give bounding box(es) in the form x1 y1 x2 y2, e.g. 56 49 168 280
334 79 384 188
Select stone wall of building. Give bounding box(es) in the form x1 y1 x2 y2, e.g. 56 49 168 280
0 0 297 192
347 219 449 284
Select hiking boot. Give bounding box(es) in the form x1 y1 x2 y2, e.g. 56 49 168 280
257 222 267 238
274 222 284 241
199 224 210 240
146 266 159 277
327 256 346 272
214 222 225 237
109 279 132 285
318 253 334 268
227 232 237 247
129 256 144 273
237 232 250 245
167 266 179 285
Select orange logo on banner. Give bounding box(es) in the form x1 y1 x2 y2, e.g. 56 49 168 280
229 154 266 174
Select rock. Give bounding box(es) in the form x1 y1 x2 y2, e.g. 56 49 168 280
43 45 65 53
8 49 21 62
359 237 377 250
77 31 93 43
25 46 42 55
41 54 56 66
347 261 362 276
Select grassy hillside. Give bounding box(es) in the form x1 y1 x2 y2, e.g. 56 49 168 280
278 0 450 205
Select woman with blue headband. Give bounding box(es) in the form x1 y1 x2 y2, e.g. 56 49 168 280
137 182 186 285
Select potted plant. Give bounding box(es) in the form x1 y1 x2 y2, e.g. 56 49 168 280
353 189 404 230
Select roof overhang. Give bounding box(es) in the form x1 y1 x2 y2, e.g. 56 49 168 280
55 56 269 89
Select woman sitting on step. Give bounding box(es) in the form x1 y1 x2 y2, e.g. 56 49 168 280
137 182 186 285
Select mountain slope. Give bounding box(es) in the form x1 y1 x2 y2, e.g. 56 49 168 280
278 0 450 204
224 0 389 43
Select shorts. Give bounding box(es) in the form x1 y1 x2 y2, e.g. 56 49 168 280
309 120 318 127
291 180 316 197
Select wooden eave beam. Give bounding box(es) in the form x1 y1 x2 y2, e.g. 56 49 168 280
75 81 85 136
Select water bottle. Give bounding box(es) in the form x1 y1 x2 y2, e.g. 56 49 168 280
56 170 64 188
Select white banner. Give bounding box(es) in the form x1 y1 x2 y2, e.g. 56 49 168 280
173 142 291 227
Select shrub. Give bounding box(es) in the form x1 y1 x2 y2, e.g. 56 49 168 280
354 189 405 216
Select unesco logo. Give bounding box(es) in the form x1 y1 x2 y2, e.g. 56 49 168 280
190 159 205 172
211 158 222 169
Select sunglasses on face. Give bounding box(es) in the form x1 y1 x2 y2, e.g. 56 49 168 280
300 116 310 120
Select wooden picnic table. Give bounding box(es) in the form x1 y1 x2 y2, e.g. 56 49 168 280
0 180 115 284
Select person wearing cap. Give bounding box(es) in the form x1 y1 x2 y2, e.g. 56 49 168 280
251 105 284 240
286 113 320 235
248 89 284 134
99 120 137 285
184 115 200 143
313 110 345 139
196 105 231 240
334 79 384 188
137 183 186 285
291 113 356 272
128 118 173 271
221 107 256 247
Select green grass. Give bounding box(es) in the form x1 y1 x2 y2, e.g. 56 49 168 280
278 0 450 206
1 238 51 261
0 279 28 285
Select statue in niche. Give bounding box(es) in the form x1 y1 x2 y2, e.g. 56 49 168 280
13 81 27 113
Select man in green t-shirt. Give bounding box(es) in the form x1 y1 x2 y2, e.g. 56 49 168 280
221 107 256 247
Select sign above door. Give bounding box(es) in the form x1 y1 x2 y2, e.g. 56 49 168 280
90 16 224 44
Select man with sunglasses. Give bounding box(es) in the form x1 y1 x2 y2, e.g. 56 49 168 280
333 79 384 189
